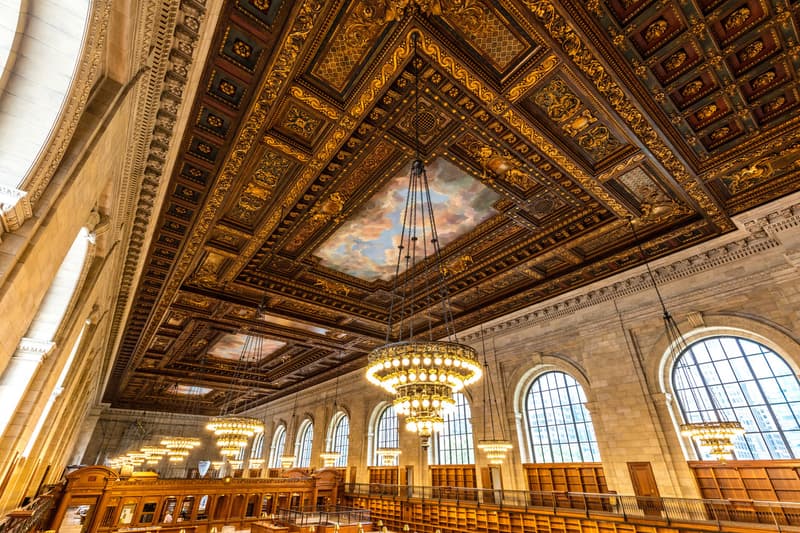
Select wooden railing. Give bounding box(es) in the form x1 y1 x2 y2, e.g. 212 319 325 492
345 482 800 532
0 486 60 533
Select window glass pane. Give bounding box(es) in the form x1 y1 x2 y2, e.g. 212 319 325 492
673 336 800 460
780 377 800 402
296 422 313 467
436 393 475 465
784 431 800 457
251 433 264 459
269 427 286 469
525 371 600 463
375 405 399 465
331 415 350 467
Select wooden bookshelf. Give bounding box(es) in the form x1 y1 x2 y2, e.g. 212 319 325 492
429 465 476 488
347 494 773 533
368 466 402 486
429 465 477 501
523 463 607 493
689 460 800 502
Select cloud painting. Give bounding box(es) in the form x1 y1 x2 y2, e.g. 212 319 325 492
208 333 285 362
316 158 499 280
173 385 211 395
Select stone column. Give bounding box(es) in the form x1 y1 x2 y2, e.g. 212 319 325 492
70 405 107 465
0 339 54 438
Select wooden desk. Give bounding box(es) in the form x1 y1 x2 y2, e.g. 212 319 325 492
250 521 289 533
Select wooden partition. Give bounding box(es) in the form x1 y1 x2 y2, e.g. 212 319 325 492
689 459 800 501
429 465 476 488
49 466 343 533
524 462 607 493
367 466 402 486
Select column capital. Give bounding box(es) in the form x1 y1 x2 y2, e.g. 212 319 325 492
16 337 56 362
0 185 33 232
650 392 673 405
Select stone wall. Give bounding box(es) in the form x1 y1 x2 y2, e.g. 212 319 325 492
83 195 800 500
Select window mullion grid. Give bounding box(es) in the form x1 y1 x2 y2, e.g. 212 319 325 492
738 338 793 459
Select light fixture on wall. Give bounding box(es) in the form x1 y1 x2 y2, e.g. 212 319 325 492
206 324 265 457
365 31 481 446
319 376 341 467
627 218 743 459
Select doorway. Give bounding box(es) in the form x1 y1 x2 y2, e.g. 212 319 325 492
627 462 662 517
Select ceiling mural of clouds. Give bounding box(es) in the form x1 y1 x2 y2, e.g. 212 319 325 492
208 333 285 362
316 158 499 281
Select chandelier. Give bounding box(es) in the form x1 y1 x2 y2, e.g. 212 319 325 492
319 452 341 467
365 32 481 443
125 452 147 466
206 416 264 457
627 218 743 460
140 445 169 465
161 436 201 462
474 290 512 464
680 422 745 460
205 324 266 457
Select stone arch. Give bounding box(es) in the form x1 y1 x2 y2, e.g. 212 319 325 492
512 353 597 464
648 312 800 460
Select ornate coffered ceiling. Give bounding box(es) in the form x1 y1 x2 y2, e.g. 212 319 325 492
104 0 800 414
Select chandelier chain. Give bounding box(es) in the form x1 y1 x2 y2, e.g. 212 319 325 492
627 217 742 459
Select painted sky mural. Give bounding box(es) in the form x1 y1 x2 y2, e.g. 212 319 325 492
208 333 285 362
317 158 499 281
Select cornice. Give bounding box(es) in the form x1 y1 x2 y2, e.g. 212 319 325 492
461 200 800 341
105 0 208 386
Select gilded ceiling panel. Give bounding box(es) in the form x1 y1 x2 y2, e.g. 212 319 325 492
105 0 800 413
311 1 390 91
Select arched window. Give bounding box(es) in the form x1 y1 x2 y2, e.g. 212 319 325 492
673 336 800 459
268 426 286 468
436 392 474 464
525 371 600 462
330 413 349 467
234 446 246 462
374 405 399 465
296 421 313 468
250 432 265 460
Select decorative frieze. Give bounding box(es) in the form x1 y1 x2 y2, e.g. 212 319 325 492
107 0 208 375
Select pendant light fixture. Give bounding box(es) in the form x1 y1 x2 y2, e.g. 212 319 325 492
279 393 299 468
476 315 512 464
319 376 342 467
627 218 743 459
206 319 265 457
365 31 481 446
